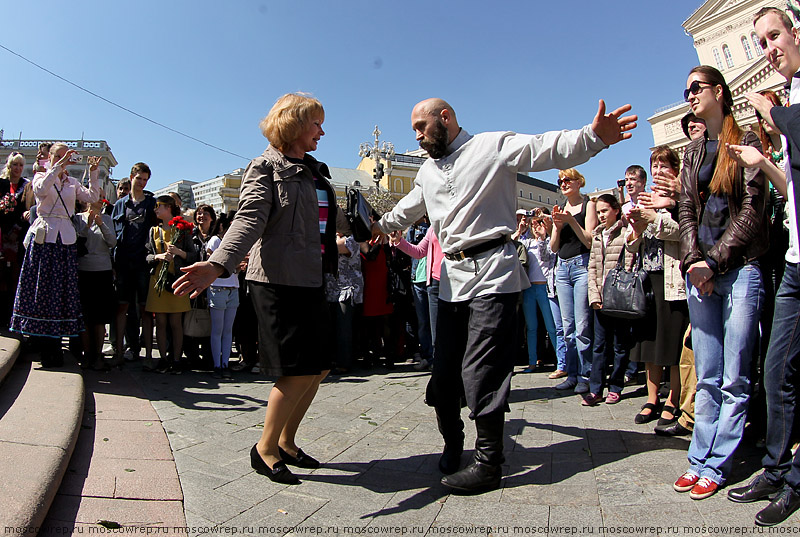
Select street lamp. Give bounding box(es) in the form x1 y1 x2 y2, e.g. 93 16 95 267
358 125 395 189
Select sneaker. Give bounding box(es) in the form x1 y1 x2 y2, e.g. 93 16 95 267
548 370 567 379
690 477 719 500
555 378 577 390
581 393 603 406
605 392 621 404
674 471 700 492
574 382 589 394
414 358 430 371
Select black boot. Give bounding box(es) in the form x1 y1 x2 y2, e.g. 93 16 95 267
441 412 504 493
436 407 464 475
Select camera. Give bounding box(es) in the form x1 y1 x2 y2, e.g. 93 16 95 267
524 208 543 218
617 178 626 187
69 153 83 164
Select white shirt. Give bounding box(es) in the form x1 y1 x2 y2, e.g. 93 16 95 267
30 166 101 245
784 76 800 263
207 235 240 288
378 126 607 301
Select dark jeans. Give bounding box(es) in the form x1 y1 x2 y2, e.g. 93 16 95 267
589 310 631 395
763 262 800 488
412 282 432 360
426 292 518 420
427 278 440 365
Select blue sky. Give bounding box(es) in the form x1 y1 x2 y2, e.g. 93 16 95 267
1 0 704 193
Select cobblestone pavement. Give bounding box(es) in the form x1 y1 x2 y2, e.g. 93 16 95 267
125 361 798 537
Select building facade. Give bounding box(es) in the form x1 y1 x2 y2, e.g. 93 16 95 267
649 0 787 157
152 180 198 209
0 137 119 202
191 169 244 216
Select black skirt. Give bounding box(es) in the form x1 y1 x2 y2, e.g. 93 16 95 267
248 281 332 376
629 272 690 366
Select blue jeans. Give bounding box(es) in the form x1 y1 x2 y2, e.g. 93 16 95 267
549 296 567 372
590 310 630 395
762 262 800 488
522 284 557 366
207 286 240 368
555 253 592 382
686 264 763 485
412 281 433 360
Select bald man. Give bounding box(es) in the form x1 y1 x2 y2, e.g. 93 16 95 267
373 98 637 493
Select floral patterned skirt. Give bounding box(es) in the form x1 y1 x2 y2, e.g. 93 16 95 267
10 238 84 338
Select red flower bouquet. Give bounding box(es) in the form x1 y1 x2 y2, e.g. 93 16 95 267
0 192 18 215
154 216 194 295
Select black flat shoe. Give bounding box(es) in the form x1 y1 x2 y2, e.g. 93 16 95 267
635 402 660 425
657 406 680 427
278 446 320 469
250 445 300 484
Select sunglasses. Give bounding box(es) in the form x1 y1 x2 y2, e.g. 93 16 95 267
684 81 715 102
558 177 575 186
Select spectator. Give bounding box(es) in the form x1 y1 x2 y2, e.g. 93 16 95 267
673 65 767 501
183 204 216 369
551 168 597 393
627 146 690 428
206 213 238 379
75 199 116 370
584 194 631 405
326 232 365 375
111 163 156 365
11 144 101 366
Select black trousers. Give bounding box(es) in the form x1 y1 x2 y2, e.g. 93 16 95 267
426 292 519 420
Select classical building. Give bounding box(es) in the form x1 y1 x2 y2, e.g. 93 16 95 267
152 180 198 209
648 0 787 157
0 136 119 201
191 169 244 216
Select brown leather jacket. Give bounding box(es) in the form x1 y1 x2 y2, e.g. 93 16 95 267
678 130 768 276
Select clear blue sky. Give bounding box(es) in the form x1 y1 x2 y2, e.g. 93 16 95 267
1 0 704 193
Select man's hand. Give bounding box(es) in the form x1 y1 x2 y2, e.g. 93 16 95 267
687 261 714 292
592 100 637 146
746 93 780 134
370 221 388 245
173 261 224 298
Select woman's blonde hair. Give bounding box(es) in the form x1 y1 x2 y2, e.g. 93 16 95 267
1 152 25 179
49 142 69 158
558 168 586 188
259 93 324 152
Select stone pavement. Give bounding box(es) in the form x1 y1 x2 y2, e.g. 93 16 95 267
52 359 796 537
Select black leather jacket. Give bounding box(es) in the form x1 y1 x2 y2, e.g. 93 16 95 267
678 130 768 275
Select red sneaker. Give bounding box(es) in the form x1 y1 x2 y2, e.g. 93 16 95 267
674 472 700 492
689 477 719 500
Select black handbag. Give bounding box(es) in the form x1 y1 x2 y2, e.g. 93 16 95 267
601 246 652 319
345 187 377 242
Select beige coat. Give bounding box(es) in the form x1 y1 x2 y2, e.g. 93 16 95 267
588 220 632 306
626 210 686 301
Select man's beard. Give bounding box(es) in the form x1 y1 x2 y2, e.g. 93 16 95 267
419 119 449 159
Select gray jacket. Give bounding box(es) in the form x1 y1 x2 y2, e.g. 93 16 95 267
208 145 345 287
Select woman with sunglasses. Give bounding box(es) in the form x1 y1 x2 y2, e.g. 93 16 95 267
0 152 36 324
550 168 597 393
672 66 768 500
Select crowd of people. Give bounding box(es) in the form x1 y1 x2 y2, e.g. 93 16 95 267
4 5 800 528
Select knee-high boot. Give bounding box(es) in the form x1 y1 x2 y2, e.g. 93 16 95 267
436 406 464 475
441 412 504 492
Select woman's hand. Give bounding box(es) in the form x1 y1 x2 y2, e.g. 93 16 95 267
88 156 101 172
628 205 657 226
651 167 681 200
687 260 714 291
55 149 76 170
532 219 547 240
166 243 186 259
725 143 767 169
173 261 225 298
552 206 576 229
388 230 403 246
591 301 602 310
638 191 675 210
155 252 172 262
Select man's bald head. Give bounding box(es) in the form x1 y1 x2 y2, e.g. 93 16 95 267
411 98 461 158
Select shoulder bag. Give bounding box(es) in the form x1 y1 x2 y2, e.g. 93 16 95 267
601 246 652 319
345 187 377 242
183 297 211 338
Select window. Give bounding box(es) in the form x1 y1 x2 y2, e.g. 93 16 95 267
539 195 542 202
752 33 764 56
741 36 753 60
713 48 724 70
519 190 523 197
722 44 734 68
547 197 551 204
529 193 532 200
